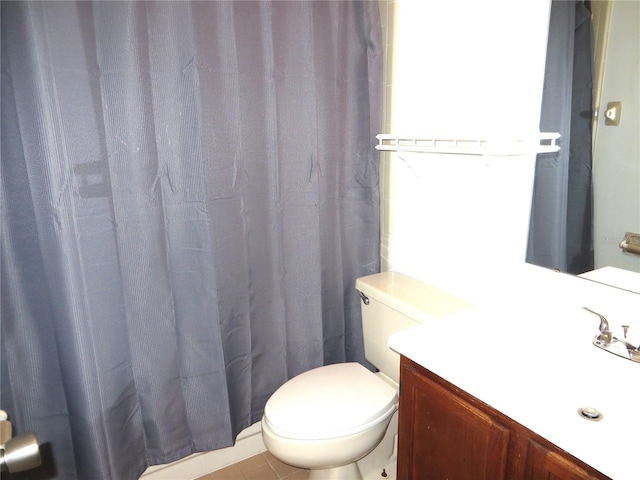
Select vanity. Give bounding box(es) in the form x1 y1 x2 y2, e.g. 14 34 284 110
388 264 640 480
397 356 609 479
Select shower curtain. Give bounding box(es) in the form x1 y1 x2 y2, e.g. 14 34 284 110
527 0 594 274
0 2 381 479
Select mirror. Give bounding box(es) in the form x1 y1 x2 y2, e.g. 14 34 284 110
529 0 640 293
586 0 640 292
590 0 639 276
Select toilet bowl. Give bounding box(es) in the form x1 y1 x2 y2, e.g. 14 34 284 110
261 362 397 480
261 272 473 479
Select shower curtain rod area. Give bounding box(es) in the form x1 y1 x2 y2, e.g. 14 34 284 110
375 133 560 156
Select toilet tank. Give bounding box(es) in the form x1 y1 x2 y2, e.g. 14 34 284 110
356 272 473 384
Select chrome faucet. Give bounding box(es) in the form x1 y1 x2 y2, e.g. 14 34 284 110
582 307 640 363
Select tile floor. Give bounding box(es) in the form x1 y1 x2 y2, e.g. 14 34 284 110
196 452 309 480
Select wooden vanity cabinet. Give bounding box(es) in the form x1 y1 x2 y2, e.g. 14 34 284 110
397 356 610 480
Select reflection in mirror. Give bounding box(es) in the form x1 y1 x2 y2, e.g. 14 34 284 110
527 0 640 293
590 1 640 275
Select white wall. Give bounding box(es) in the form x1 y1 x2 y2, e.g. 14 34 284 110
592 0 640 273
388 1 551 136
380 1 553 299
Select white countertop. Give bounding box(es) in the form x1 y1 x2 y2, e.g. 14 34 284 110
388 264 640 480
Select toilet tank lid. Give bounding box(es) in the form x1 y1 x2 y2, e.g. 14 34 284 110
356 272 474 322
263 362 397 440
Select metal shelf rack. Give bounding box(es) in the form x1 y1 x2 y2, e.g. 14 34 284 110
375 133 560 156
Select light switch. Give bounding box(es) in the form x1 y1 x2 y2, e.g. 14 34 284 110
604 101 622 126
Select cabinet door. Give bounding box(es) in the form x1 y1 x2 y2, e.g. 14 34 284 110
398 362 510 480
525 439 606 480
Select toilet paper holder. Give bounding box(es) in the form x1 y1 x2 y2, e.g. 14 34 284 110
620 232 640 256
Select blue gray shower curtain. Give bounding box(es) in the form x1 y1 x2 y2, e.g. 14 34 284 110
527 0 593 274
0 2 381 478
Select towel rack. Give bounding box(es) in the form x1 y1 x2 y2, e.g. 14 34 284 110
375 133 560 156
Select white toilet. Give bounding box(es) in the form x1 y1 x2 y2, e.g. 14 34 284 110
261 272 473 480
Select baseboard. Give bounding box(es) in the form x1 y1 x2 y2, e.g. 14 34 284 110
140 422 266 480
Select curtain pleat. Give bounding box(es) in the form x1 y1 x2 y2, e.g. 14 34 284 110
0 2 382 479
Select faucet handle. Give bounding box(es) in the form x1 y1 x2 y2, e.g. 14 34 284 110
582 307 611 333
583 307 613 347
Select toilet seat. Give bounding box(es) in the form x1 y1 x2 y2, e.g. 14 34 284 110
263 362 398 441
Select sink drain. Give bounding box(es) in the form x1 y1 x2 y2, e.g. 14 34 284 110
578 406 603 421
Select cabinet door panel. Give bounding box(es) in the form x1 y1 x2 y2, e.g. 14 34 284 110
398 363 510 480
526 439 604 480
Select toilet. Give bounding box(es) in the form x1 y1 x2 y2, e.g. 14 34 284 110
261 272 473 480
